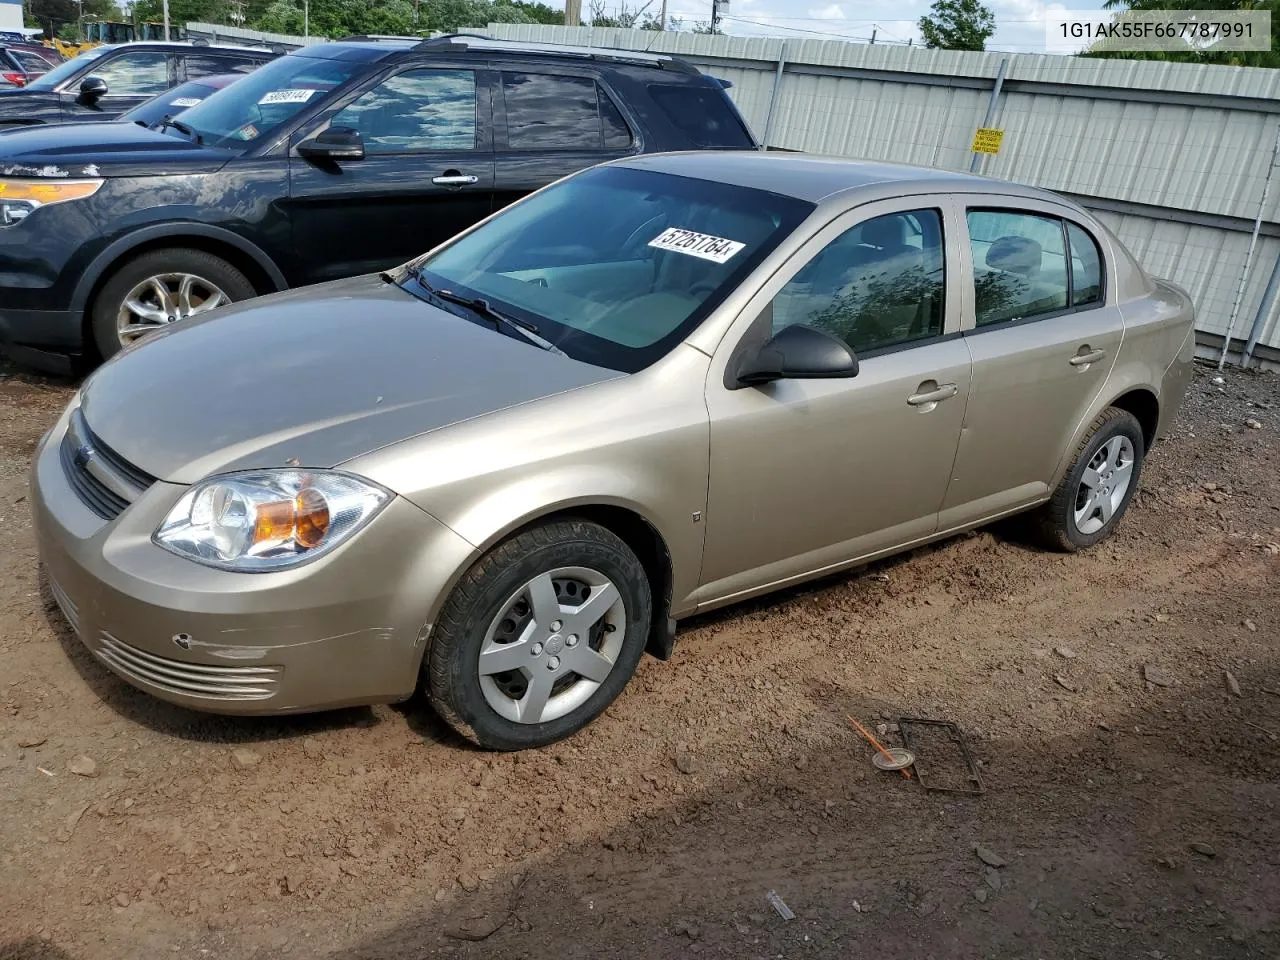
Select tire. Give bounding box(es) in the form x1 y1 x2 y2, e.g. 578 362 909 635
90 247 256 359
1032 407 1145 552
425 520 652 751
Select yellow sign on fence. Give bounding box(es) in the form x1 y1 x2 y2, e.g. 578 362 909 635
971 127 1005 154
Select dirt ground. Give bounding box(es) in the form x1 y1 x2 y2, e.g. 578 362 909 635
1 357 1278 960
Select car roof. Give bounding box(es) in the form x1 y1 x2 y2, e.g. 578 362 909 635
616 151 1086 208
91 41 277 55
300 34 700 74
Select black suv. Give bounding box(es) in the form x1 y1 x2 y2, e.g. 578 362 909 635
0 41 279 126
0 35 757 367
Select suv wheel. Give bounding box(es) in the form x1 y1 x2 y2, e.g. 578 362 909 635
1033 407 1146 552
91 248 255 358
425 520 652 750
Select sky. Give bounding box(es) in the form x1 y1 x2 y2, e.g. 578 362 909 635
566 0 1110 54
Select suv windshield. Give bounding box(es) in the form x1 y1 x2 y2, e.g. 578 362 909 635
402 166 814 373
171 53 359 148
27 46 108 90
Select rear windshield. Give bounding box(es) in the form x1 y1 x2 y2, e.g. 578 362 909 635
27 46 107 90
403 165 813 373
647 83 755 148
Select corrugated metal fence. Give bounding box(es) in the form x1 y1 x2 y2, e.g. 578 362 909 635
485 23 1280 365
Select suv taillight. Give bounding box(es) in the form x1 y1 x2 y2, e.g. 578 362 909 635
2 72 26 87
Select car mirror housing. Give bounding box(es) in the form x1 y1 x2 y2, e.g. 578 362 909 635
297 126 365 163
734 323 859 387
78 76 108 101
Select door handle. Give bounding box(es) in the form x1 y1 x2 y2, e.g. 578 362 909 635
907 383 958 406
432 174 478 186
1070 348 1106 366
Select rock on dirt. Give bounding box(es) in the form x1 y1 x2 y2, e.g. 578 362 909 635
1143 665 1174 688
674 753 699 775
17 735 46 749
231 748 261 769
975 846 1008 868
1054 646 1078 660
1225 671 1242 697
67 756 97 778
1190 842 1216 858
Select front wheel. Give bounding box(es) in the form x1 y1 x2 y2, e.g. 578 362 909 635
90 247 256 359
425 520 652 750
1033 407 1146 552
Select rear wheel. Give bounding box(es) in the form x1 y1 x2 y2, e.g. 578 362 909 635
425 520 651 750
1032 407 1145 551
90 248 255 359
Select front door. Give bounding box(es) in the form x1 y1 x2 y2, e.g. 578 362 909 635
59 49 173 120
939 205 1123 526
491 69 638 214
698 200 972 606
286 65 495 286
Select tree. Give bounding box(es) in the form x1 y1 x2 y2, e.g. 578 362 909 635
588 0 660 28
918 0 996 51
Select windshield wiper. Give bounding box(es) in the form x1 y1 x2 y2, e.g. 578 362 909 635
160 118 202 144
405 271 564 355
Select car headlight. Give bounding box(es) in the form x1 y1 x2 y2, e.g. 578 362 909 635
154 470 390 571
0 179 103 227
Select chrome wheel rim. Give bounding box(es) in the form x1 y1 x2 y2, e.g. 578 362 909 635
1073 435 1135 535
478 566 626 725
116 272 230 345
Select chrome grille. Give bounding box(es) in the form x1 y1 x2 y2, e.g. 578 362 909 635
96 631 282 701
59 409 155 520
48 575 80 634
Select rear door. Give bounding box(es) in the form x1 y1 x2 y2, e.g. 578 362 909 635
939 202 1122 527
491 67 638 214
286 63 496 285
58 48 175 120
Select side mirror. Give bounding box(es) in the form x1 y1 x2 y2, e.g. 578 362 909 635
78 76 108 102
297 126 365 163
733 323 859 387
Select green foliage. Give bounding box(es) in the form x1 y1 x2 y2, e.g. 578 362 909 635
1080 0 1280 67
918 0 997 50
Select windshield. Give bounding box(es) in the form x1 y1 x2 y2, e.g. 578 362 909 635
121 80 219 127
172 53 359 148
27 46 107 90
403 166 814 373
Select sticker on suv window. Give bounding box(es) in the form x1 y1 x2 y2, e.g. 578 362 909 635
257 88 318 105
169 97 203 107
648 227 745 264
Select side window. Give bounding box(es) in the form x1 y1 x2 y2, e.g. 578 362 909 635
332 69 477 154
1067 222 1103 306
772 209 946 354
967 210 1069 326
91 52 169 95
599 88 634 150
10 50 52 73
184 54 262 79
646 84 755 148
503 73 626 151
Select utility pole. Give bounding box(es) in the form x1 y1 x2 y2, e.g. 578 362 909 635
710 0 725 34
660 0 669 29
304 0 309 37
162 0 169 40
565 0 582 27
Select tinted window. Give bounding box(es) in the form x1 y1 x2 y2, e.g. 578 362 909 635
9 49 52 73
600 87 633 149
774 210 945 353
184 54 263 79
647 84 754 148
503 73 603 150
968 210 1069 326
120 80 219 127
1068 222 1103 306
332 69 476 153
408 165 813 373
92 51 169 95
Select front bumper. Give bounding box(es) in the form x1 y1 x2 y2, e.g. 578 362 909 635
30 406 477 715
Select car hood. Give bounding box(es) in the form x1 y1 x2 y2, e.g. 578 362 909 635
0 120 230 177
78 274 622 485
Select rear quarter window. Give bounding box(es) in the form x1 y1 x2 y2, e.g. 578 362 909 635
646 83 754 148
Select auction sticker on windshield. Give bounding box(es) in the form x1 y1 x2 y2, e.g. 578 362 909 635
648 227 745 264
169 97 203 107
258 89 318 105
